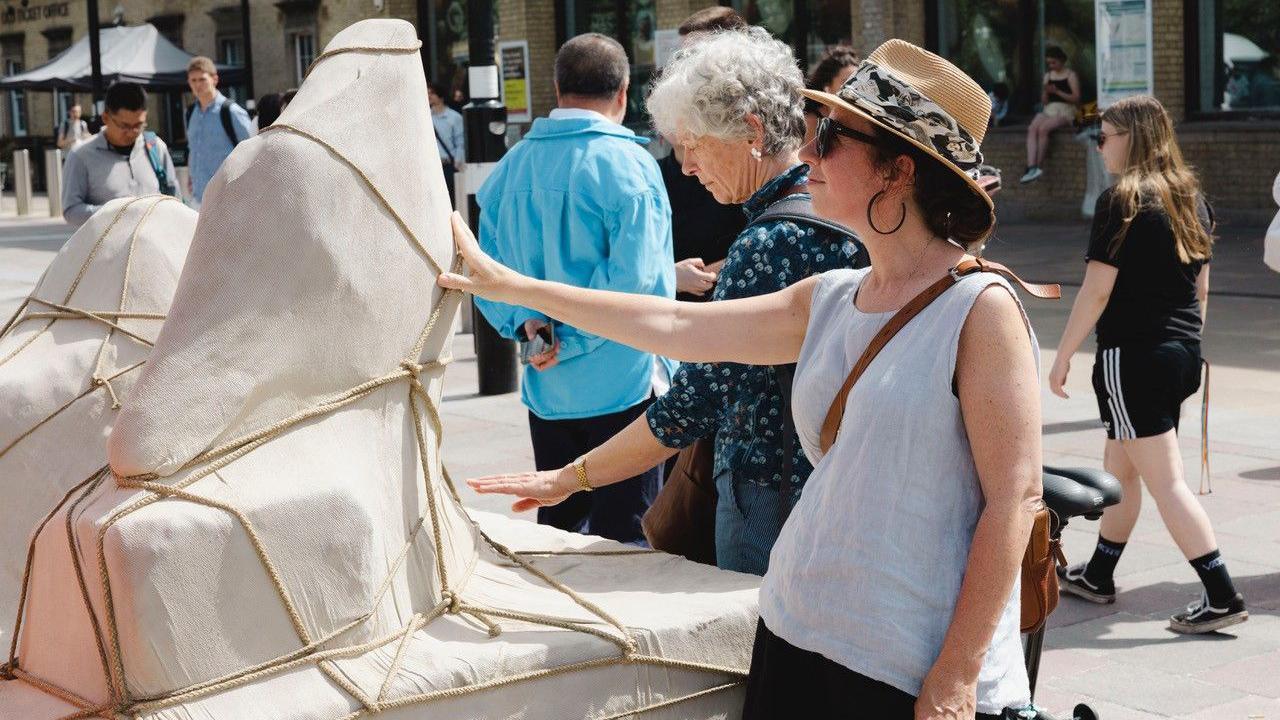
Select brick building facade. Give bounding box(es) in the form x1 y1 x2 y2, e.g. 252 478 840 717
2 0 1277 217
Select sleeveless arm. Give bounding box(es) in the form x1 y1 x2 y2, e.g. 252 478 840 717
441 214 816 366
918 285 1042 716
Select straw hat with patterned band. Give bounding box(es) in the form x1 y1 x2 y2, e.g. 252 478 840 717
802 39 995 217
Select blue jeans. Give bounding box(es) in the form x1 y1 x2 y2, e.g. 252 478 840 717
714 470 787 575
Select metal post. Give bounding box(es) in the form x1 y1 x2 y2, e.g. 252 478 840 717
239 0 255 100
464 0 517 396
13 150 32 216
44 149 63 218
87 0 104 107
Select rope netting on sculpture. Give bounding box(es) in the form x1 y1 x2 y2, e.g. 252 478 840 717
0 196 179 458
2 110 748 719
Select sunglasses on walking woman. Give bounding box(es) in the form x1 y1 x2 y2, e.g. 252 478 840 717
1096 130 1126 149
814 116 879 159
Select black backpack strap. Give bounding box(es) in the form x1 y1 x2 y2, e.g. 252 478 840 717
748 193 870 269
220 102 240 146
188 101 241 146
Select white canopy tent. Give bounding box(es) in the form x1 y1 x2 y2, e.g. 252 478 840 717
0 23 243 92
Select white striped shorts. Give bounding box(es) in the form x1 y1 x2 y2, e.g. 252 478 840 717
1091 341 1201 441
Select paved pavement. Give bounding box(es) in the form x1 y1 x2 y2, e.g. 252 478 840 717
3 199 1278 719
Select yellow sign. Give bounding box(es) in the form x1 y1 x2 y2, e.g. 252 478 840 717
498 40 531 123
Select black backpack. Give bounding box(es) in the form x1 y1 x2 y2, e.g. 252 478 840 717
743 193 868 528
187 100 241 147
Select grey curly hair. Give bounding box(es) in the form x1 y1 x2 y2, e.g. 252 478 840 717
647 27 805 157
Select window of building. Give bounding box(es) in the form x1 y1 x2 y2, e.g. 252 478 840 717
425 0 471 106
44 27 72 59
1188 0 1280 116
2 32 26 138
148 14 185 48
6 59 27 137
731 0 853 68
929 0 1095 123
292 31 316 85
53 91 74 132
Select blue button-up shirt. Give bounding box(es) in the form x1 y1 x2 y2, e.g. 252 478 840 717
647 165 863 494
473 110 677 420
186 91 252 203
432 106 465 166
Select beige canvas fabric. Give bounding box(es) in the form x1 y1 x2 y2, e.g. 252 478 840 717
2 19 759 720
0 195 196 650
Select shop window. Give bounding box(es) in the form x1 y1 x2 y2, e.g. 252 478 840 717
558 0 657 130
929 0 1095 123
1188 0 1280 116
426 0 471 107
732 0 852 67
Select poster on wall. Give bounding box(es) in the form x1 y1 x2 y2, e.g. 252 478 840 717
1095 0 1153 107
498 40 531 123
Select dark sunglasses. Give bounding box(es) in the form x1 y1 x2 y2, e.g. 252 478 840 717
1096 130 1126 149
814 116 879 159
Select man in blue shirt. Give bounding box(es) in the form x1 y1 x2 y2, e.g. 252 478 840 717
428 81 465 207
185 56 253 207
474 33 675 544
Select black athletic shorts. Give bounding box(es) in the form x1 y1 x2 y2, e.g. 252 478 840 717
1091 340 1201 441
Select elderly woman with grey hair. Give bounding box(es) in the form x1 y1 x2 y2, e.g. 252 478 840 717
464 27 864 575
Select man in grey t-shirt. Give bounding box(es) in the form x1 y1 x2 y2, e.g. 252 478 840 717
62 82 176 228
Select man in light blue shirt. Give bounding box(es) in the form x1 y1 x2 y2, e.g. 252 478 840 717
428 82 465 206
474 33 675 544
185 56 252 206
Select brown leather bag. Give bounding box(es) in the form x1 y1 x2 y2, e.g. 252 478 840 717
1020 506 1065 633
641 437 718 565
817 258 1063 634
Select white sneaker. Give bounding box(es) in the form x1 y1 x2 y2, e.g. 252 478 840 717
1019 167 1043 183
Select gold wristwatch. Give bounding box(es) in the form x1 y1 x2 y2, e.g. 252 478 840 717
572 456 593 492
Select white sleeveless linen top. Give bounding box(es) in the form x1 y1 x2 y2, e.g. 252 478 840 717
759 267 1035 713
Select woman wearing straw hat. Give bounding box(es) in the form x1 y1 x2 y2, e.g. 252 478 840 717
447 40 1039 717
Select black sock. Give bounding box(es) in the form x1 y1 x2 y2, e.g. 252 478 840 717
1190 549 1238 606
1083 536 1126 587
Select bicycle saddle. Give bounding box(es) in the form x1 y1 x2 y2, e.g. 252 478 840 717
1041 466 1122 526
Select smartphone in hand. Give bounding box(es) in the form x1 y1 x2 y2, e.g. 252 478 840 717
519 324 555 365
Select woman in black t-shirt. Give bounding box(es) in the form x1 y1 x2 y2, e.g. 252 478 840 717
1049 95 1247 634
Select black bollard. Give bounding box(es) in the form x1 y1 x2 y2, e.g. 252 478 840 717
463 0 518 396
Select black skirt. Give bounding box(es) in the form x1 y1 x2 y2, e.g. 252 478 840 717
742 619 1006 720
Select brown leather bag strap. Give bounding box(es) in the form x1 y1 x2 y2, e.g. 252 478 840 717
817 259 1060 454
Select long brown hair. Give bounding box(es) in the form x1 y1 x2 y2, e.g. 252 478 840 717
1100 95 1213 263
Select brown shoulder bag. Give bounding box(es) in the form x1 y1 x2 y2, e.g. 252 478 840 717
818 258 1064 634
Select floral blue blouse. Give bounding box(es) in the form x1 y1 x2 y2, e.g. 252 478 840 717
646 164 863 496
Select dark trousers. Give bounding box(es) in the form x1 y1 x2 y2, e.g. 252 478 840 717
528 398 661 545
743 620 1004 720
442 162 457 209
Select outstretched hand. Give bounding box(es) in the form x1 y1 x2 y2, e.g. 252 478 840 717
467 468 579 513
438 212 525 305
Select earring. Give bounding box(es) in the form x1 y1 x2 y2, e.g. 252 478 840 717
866 190 907 235
750 147 762 161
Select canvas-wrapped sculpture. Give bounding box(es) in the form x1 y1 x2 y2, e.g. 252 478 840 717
0 196 197 646
0 19 758 720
